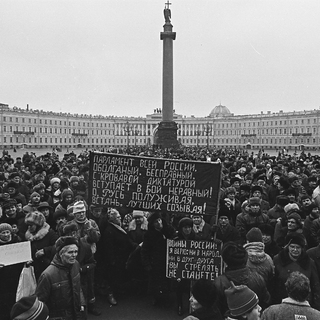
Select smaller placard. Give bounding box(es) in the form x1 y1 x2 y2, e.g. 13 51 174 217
166 239 222 281
0 241 32 266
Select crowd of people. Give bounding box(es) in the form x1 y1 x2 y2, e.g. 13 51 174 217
2 145 320 320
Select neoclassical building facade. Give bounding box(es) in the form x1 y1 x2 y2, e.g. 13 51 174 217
0 103 319 151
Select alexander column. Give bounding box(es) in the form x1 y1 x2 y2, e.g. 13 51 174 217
156 1 179 148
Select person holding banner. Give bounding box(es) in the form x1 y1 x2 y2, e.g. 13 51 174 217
174 217 196 316
0 223 24 320
141 211 175 306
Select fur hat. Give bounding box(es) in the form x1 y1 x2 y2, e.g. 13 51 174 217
25 211 45 227
147 211 162 226
7 181 18 189
55 236 78 253
32 183 46 193
69 176 79 183
61 221 79 236
2 199 17 210
37 202 51 210
285 232 306 247
284 203 300 214
0 223 13 233
225 187 236 195
276 195 290 207
10 295 49 320
53 208 67 221
178 217 193 229
132 210 144 218
248 197 261 206
222 242 247 268
258 224 274 237
50 177 61 185
246 227 263 242
191 279 217 308
225 282 259 317
251 185 263 195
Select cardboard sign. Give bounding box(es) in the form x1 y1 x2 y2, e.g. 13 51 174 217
89 152 222 215
166 239 222 280
0 241 32 266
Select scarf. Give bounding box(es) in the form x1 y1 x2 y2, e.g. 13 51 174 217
193 219 205 233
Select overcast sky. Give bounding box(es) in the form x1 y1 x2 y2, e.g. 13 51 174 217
1 0 320 118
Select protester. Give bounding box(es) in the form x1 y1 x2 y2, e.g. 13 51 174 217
183 279 223 320
225 282 262 320
10 295 49 320
36 236 85 320
191 213 212 240
261 272 320 320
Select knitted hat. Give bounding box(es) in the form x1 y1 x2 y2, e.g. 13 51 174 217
248 197 261 206
192 279 217 308
132 210 144 218
0 223 13 233
50 177 61 185
30 192 40 200
258 224 274 237
285 232 306 247
246 227 263 242
225 282 259 317
221 242 247 268
25 212 45 227
69 176 79 183
178 217 193 229
61 189 74 201
287 212 302 225
10 295 49 320
72 201 86 214
55 236 79 253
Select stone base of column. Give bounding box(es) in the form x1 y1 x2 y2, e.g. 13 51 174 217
155 121 179 148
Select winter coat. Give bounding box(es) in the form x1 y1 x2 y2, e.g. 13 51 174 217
264 240 281 259
36 254 84 320
236 211 270 240
214 266 270 316
261 298 320 320
244 241 274 284
215 224 242 245
193 220 212 241
0 236 24 320
25 222 58 280
310 218 320 247
267 204 286 228
141 222 174 296
273 249 320 310
307 245 320 282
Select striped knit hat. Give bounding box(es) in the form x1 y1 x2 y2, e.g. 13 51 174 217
10 295 49 320
225 281 259 317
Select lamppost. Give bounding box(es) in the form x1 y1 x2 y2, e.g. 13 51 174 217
123 121 133 147
194 125 202 148
132 126 140 147
204 122 212 148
